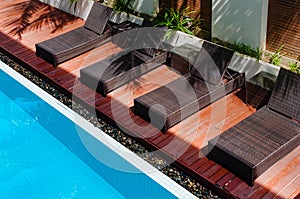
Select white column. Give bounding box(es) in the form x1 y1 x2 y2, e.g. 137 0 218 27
260 0 269 50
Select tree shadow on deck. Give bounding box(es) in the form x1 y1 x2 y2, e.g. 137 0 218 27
2 0 78 39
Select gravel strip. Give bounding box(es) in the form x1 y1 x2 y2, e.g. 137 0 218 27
0 52 222 199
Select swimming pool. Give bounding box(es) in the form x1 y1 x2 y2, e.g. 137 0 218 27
0 61 197 199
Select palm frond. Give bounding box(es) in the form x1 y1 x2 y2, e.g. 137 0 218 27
3 0 77 39
153 6 200 36
27 9 77 33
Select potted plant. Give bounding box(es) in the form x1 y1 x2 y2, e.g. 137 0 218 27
153 7 196 35
109 0 143 25
152 7 203 46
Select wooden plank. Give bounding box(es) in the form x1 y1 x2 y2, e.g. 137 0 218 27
190 157 209 171
231 182 252 198
155 134 175 148
178 147 200 164
295 193 300 199
245 146 300 198
202 164 222 179
224 177 243 193
196 160 216 174
216 172 235 188
186 150 206 167
273 175 300 199
207 168 229 185
261 155 300 199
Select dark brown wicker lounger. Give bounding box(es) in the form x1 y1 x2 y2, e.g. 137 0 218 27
80 28 170 96
134 41 245 132
35 2 114 67
207 68 300 186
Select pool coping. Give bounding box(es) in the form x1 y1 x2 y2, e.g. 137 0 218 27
0 60 198 199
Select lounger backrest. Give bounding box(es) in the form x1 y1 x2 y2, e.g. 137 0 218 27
138 42 172 57
190 41 234 85
138 48 158 57
134 27 168 57
84 2 113 35
268 68 300 121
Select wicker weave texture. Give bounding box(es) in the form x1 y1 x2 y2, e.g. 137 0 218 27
84 2 113 34
190 41 234 85
134 42 242 133
208 68 300 185
134 70 245 133
35 2 113 66
208 107 300 185
36 27 112 66
80 49 168 96
268 68 300 121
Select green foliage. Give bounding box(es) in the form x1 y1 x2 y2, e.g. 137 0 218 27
255 48 263 62
154 7 200 36
69 0 78 4
212 38 262 61
269 45 285 66
68 0 78 12
113 0 134 16
231 42 262 61
290 61 300 74
187 16 203 36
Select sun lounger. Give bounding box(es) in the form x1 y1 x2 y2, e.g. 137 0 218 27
80 27 171 96
134 41 245 132
35 2 118 67
207 68 300 186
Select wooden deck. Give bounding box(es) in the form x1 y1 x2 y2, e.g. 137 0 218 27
0 1 299 198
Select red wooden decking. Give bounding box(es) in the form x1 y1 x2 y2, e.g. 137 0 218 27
0 1 299 198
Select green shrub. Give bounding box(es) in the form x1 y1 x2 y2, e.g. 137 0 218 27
212 38 262 61
113 0 134 16
269 45 285 66
153 7 201 36
68 0 78 12
231 42 262 61
290 61 300 74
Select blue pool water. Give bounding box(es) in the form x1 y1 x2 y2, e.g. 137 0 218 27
0 65 180 198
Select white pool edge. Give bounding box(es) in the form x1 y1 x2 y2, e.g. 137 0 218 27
0 61 198 199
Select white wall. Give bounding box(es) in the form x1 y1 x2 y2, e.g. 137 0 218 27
164 31 204 47
228 53 280 80
105 0 159 17
39 0 94 19
39 0 158 20
132 0 159 16
109 11 144 25
212 0 269 50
